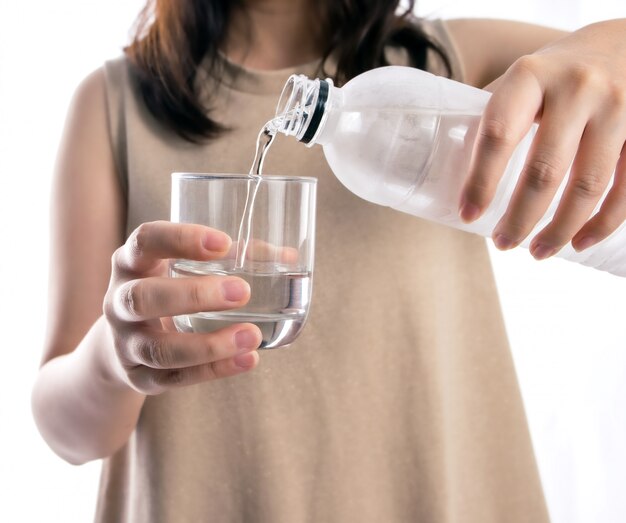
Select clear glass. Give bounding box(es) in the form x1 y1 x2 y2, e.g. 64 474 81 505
170 173 317 349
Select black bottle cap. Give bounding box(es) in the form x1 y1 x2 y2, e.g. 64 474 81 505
301 79 329 144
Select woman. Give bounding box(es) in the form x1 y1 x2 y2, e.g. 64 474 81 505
32 1 626 521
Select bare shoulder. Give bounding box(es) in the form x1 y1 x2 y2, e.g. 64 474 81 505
444 18 567 87
61 66 110 143
54 66 115 182
53 65 121 236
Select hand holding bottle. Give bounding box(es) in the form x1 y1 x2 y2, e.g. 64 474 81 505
461 19 626 260
102 221 262 395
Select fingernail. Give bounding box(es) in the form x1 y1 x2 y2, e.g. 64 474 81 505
573 236 596 252
222 279 249 302
493 234 516 250
204 232 231 252
235 329 259 351
234 351 258 369
531 244 557 260
460 202 481 223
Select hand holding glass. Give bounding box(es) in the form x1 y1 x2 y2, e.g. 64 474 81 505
170 173 316 349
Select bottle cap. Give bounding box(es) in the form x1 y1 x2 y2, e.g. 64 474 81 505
274 75 332 143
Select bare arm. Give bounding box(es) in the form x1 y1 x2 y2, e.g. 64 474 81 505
31 69 145 465
446 18 567 87
32 69 261 465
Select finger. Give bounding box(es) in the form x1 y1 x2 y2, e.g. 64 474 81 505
113 274 250 322
129 350 260 394
126 323 262 369
572 145 626 251
491 92 590 250
114 221 232 276
529 118 624 258
160 316 177 332
246 239 300 264
226 238 300 264
460 57 544 222
482 76 502 92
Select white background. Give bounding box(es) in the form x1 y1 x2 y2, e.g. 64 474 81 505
0 1 625 521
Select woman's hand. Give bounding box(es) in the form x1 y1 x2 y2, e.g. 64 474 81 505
103 220 262 395
459 19 626 259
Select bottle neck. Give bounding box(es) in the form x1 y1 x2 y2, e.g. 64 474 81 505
273 74 334 145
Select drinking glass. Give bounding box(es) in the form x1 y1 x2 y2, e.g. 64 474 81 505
170 173 317 349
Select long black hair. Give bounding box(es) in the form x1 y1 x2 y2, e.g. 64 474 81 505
125 1 450 142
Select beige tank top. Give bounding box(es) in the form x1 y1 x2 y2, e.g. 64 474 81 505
96 19 549 523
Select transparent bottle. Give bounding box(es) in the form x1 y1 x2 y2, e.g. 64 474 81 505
272 66 626 277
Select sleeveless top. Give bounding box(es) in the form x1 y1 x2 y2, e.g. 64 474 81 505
96 19 549 523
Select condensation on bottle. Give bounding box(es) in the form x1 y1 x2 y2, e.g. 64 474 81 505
272 66 626 277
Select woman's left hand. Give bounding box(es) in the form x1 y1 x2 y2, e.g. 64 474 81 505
459 19 626 259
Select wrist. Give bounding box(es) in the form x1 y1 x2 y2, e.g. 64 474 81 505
78 316 144 398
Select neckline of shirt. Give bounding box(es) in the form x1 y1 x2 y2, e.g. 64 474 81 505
202 52 328 96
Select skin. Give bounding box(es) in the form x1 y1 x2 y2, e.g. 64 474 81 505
454 19 626 259
224 0 325 69
31 1 626 465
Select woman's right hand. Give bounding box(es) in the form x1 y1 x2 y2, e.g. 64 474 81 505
103 220 262 395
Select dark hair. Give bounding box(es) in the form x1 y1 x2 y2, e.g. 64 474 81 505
125 1 450 142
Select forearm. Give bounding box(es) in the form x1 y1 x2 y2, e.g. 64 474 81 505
32 316 146 465
446 19 567 87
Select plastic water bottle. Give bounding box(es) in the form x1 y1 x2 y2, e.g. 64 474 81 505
271 66 626 277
